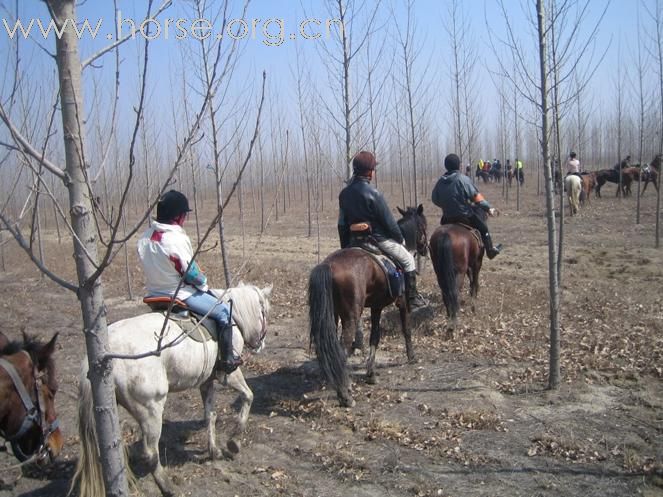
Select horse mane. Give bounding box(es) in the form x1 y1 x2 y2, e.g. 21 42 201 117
1 334 41 357
218 283 270 340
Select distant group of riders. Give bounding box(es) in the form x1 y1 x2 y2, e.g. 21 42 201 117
471 158 524 186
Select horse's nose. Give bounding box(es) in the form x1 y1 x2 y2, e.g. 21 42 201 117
44 428 64 461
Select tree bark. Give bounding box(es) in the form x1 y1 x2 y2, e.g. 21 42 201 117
537 0 561 390
48 1 129 495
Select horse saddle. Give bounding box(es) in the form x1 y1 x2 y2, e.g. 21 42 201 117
142 296 217 343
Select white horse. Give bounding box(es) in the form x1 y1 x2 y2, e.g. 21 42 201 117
72 283 272 497
565 174 582 216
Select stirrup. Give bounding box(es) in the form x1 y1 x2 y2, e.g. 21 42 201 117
409 293 427 309
217 355 243 374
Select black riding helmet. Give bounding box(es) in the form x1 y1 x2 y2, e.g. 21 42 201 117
156 190 192 222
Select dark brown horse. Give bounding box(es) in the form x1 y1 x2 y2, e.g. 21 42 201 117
429 211 486 336
308 206 427 407
0 332 63 464
595 168 632 197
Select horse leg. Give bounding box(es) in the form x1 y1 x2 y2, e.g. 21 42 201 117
132 398 174 497
446 273 464 338
224 369 253 457
366 308 382 384
398 302 415 363
351 314 364 354
468 264 480 313
199 377 221 460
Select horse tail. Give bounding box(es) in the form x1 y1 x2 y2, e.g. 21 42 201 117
308 263 348 394
69 361 104 497
435 232 460 318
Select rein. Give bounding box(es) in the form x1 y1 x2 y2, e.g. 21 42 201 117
0 353 59 463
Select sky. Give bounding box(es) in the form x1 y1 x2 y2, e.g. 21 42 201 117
0 0 648 166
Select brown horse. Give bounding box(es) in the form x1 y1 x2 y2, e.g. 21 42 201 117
429 211 486 336
642 155 661 194
580 173 596 205
0 332 62 464
628 156 661 195
308 206 427 407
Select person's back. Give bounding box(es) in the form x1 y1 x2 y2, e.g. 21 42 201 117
566 152 581 175
338 176 402 246
432 169 478 220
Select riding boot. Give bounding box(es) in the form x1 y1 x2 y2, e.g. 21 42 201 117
218 323 243 374
483 232 502 260
404 271 426 310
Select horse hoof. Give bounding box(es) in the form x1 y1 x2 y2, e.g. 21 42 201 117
339 396 356 408
407 354 417 364
227 439 241 455
366 374 377 385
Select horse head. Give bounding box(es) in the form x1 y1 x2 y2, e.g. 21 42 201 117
397 204 428 257
213 284 272 352
0 333 63 464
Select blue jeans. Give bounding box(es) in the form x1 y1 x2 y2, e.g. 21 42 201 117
184 291 230 327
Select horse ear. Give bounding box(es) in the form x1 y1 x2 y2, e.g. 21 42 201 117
261 284 273 299
36 333 58 371
417 204 424 215
397 207 406 216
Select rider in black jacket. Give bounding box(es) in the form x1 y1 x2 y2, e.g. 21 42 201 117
432 153 502 259
338 151 425 309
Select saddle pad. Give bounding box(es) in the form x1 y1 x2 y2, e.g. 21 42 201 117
154 311 217 343
347 248 404 299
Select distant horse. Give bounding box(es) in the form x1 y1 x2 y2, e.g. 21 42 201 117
506 169 514 187
308 206 427 407
429 209 487 336
476 169 490 183
565 174 582 215
490 167 503 183
628 156 661 195
72 284 272 497
595 168 632 197
580 173 596 205
0 332 62 464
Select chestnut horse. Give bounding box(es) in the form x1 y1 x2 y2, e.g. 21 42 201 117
429 210 487 336
0 332 63 464
580 173 596 205
308 206 427 407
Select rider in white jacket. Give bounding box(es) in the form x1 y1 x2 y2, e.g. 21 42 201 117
137 190 242 374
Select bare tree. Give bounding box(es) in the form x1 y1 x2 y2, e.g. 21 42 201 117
315 0 381 180
393 0 433 207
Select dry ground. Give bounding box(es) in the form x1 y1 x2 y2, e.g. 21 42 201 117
0 178 661 497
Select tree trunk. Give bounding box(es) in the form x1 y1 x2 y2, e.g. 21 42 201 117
537 0 561 390
48 1 129 495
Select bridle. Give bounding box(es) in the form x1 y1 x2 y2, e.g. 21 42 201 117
0 352 60 463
